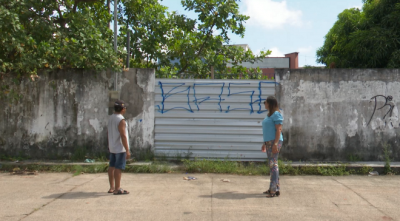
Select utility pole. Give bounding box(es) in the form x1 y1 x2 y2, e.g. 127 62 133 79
113 0 118 52
126 30 130 68
113 0 118 91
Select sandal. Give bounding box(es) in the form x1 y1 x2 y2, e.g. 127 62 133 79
107 189 115 193
263 190 280 196
266 192 279 198
113 188 130 195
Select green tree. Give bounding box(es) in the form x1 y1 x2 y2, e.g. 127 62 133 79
118 0 271 79
316 0 400 68
1 0 271 83
117 0 173 69
0 0 120 79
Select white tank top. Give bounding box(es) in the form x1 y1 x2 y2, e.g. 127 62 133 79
108 114 129 153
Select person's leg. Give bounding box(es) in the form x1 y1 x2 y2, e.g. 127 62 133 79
270 151 280 193
277 177 280 192
108 153 116 192
114 168 122 190
113 152 128 194
276 141 282 192
269 141 282 193
265 141 275 192
108 167 115 191
265 141 280 193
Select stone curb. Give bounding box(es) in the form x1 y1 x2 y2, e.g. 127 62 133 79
1 161 400 168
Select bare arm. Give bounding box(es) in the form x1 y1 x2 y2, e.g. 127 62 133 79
274 124 282 144
118 120 130 157
272 124 282 153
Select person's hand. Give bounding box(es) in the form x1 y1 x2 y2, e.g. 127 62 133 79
261 144 266 152
272 144 278 154
126 152 131 160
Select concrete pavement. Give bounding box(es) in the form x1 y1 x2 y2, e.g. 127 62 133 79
0 172 399 221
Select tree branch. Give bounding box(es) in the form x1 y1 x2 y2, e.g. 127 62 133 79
55 1 66 28
177 20 217 75
72 0 81 13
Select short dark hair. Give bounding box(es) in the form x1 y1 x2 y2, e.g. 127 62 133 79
114 100 127 112
114 106 123 112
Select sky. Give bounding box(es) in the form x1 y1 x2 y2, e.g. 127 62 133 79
161 0 364 67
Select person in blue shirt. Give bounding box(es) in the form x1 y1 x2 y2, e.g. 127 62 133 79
261 96 283 198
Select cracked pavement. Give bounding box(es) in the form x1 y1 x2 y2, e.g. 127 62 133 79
0 173 399 221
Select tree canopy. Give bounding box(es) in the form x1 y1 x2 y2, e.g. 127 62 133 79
0 0 121 79
0 0 271 82
119 0 270 79
316 0 400 68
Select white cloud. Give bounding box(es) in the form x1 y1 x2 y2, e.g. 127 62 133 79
243 0 303 29
267 47 285 57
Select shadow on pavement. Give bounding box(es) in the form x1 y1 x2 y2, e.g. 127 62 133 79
43 192 110 199
199 192 265 200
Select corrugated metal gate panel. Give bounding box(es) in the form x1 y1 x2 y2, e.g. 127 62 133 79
154 79 276 161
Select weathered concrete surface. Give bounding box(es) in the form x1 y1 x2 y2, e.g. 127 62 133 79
0 69 155 158
275 69 400 161
0 173 399 221
120 69 155 154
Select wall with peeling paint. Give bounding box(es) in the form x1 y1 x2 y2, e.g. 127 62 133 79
0 69 155 159
275 69 400 161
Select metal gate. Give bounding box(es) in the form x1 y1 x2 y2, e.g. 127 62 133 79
154 79 276 161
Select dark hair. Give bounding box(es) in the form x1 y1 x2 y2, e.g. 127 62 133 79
266 96 279 117
114 100 127 113
114 106 123 112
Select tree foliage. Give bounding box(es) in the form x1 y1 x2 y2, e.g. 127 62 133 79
1 0 271 82
316 0 400 68
0 0 120 79
118 0 270 79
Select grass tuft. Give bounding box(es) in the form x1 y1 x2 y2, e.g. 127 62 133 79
183 159 378 176
0 159 383 176
383 143 392 175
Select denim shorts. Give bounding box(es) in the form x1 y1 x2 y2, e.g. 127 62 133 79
109 152 126 170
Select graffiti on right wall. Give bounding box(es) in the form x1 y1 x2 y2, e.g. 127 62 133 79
367 95 399 128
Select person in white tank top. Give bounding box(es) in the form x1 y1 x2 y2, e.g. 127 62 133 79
107 100 130 195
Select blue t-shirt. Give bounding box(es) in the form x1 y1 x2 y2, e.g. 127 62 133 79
262 111 284 142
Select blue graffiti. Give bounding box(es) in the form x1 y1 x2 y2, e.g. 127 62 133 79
156 82 193 113
157 81 279 114
193 83 225 112
225 83 254 113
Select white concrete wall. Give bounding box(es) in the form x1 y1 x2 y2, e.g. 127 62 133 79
0 69 155 159
276 69 400 161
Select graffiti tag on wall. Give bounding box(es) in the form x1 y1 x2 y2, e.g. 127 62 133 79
367 95 399 128
156 81 277 114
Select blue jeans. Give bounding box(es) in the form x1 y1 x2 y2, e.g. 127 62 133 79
265 140 283 192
